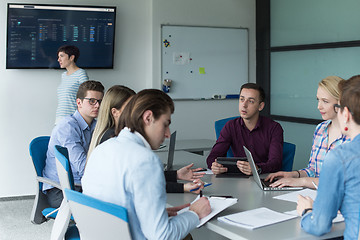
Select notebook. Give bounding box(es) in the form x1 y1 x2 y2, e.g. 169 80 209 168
243 146 303 191
164 131 176 171
177 195 238 228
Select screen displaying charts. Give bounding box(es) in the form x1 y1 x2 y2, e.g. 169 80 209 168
7 3 116 69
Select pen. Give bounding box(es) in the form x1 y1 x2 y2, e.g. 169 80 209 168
209 195 233 198
196 168 208 172
190 182 212 192
312 181 318 190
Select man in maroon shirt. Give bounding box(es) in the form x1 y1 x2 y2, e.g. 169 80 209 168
208 83 283 175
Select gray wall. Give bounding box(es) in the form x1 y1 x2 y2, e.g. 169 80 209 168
0 0 256 197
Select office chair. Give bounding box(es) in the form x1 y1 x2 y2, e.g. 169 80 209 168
29 136 61 224
214 117 296 171
214 116 238 157
282 142 296 171
64 188 132 240
52 145 79 240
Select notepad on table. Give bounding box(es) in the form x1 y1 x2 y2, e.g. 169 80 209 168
273 188 317 203
218 207 297 230
177 195 237 227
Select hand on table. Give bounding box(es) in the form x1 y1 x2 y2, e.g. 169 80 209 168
189 197 211 219
269 177 305 188
265 171 297 182
296 195 314 216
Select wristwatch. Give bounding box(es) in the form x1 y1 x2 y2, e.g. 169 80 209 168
301 208 313 216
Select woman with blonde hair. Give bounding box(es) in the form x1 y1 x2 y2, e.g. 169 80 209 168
266 76 349 188
87 85 135 158
297 75 360 239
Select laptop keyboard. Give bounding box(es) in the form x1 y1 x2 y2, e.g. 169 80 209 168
262 179 272 187
261 179 282 190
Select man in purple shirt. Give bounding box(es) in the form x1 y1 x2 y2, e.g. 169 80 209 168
208 83 283 175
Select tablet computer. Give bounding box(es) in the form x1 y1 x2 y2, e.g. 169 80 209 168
216 157 248 177
217 157 247 167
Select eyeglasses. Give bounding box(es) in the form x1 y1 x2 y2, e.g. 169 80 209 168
334 103 353 115
82 98 102 105
333 103 342 113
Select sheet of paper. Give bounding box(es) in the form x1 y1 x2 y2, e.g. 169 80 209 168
273 188 317 203
203 169 214 175
177 195 237 227
218 207 297 230
283 210 344 223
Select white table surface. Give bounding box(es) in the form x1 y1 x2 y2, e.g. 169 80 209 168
157 151 345 240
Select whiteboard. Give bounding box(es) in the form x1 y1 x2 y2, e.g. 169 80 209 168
161 25 248 99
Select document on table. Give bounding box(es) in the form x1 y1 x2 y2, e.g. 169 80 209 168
218 207 297 230
283 210 344 223
273 188 317 203
177 195 238 227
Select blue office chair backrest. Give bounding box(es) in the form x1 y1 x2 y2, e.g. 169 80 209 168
282 142 296 171
29 136 51 185
64 189 131 240
54 145 75 191
30 136 57 224
214 116 238 157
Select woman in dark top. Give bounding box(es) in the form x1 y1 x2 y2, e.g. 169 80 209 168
87 85 135 159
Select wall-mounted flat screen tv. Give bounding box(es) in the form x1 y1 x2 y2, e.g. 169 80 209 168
7 3 116 69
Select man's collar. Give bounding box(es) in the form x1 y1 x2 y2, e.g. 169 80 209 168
73 110 94 131
240 115 261 131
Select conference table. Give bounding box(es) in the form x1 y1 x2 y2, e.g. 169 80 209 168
156 150 345 240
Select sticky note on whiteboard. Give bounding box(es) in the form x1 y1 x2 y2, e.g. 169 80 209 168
199 67 205 74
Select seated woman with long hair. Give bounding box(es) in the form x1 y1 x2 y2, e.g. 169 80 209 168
87 85 135 158
297 75 360 239
82 89 211 239
266 76 349 188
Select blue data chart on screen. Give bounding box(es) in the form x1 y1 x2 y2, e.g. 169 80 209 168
7 4 116 69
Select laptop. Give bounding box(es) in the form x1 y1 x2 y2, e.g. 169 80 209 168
243 146 303 191
164 131 176 171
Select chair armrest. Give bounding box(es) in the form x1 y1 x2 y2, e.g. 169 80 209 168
36 176 62 190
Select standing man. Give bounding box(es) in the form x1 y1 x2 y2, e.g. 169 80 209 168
207 83 283 175
43 80 104 208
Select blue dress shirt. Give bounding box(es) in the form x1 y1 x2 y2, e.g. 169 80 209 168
82 128 199 240
301 134 360 239
43 110 96 191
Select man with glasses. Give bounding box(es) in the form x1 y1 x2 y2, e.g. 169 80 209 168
207 83 284 175
43 80 104 208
